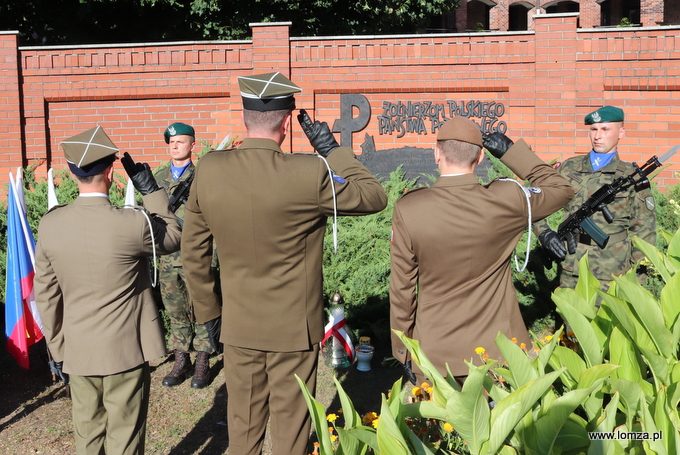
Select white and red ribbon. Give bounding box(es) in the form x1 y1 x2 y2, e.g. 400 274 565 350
321 310 355 362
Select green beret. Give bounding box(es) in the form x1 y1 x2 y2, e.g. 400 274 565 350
164 122 195 143
584 106 624 125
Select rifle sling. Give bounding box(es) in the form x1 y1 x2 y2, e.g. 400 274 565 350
168 169 195 210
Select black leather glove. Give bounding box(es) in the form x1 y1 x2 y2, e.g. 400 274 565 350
121 152 161 196
297 109 339 157
403 360 417 385
539 229 567 262
49 360 70 385
482 132 514 159
565 230 578 255
204 317 222 354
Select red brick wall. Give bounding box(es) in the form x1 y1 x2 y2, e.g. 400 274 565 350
1 16 679 191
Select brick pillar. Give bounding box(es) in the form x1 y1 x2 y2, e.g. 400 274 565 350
579 1 601 28
250 22 292 74
455 1 468 33
640 0 664 26
531 14 581 159
489 0 510 31
0 31 25 182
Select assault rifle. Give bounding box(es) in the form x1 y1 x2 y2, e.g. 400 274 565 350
168 169 195 213
540 145 679 268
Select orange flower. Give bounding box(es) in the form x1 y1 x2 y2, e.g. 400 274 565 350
510 337 518 343
362 412 378 424
519 342 526 350
482 353 489 361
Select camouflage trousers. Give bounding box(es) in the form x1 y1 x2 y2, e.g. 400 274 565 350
160 265 213 354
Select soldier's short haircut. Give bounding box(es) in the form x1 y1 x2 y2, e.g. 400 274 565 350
243 108 293 135
437 139 482 167
73 170 108 184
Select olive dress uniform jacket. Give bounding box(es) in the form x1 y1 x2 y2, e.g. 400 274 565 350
390 139 574 377
181 138 388 352
533 153 656 285
34 190 182 376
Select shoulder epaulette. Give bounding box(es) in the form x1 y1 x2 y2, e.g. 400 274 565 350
399 186 428 198
45 203 68 214
484 176 514 188
203 147 236 155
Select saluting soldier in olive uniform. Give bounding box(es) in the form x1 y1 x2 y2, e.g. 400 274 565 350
35 127 181 454
181 72 387 455
390 118 574 386
154 123 214 389
535 106 657 289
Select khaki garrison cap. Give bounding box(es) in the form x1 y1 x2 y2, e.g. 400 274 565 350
238 72 302 111
60 126 119 177
436 116 483 147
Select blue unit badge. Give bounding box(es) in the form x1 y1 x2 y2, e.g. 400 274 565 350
332 172 345 183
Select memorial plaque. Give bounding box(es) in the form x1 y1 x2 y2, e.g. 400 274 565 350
357 134 494 186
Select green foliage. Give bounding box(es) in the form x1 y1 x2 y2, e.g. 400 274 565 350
653 178 680 244
0 0 461 45
322 168 419 342
617 17 634 28
551 232 680 454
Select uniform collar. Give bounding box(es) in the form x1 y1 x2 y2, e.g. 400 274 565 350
574 152 623 173
432 173 479 187
75 194 111 204
240 137 283 153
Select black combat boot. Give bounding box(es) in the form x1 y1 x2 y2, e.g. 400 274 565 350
162 350 193 387
191 351 211 389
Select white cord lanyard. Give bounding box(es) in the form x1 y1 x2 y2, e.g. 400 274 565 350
498 178 532 273
123 205 158 287
317 155 339 255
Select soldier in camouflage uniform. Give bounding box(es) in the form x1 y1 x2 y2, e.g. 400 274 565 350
535 106 656 291
155 122 215 389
